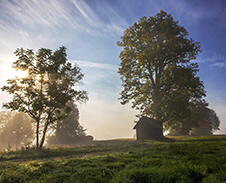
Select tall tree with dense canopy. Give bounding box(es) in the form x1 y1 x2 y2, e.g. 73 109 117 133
2 46 88 149
117 10 206 136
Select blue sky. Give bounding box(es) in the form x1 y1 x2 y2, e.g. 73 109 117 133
0 0 226 139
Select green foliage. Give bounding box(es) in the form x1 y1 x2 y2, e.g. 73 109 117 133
0 136 226 182
117 10 205 126
1 46 88 148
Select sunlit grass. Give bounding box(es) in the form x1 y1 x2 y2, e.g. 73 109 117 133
0 136 226 182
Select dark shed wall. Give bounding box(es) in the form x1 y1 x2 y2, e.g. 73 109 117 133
134 117 163 140
136 127 162 140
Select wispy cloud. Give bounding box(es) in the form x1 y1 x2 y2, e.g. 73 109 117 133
0 0 130 56
73 0 98 27
71 60 117 71
169 0 226 26
71 0 128 36
210 62 226 70
197 54 225 64
169 1 202 23
1 0 128 36
206 55 225 63
199 54 226 70
1 0 67 28
69 59 120 98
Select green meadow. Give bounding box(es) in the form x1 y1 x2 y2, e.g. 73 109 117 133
0 136 226 183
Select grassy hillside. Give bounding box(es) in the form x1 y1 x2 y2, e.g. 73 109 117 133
0 136 226 183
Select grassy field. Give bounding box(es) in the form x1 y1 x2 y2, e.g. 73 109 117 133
0 135 226 183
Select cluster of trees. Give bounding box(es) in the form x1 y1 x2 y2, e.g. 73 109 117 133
1 10 220 147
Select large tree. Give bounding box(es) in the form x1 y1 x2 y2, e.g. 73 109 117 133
2 46 88 149
117 10 206 135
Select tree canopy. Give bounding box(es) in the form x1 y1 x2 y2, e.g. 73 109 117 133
2 46 88 148
117 10 206 131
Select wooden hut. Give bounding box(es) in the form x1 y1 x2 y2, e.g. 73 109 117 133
133 116 163 140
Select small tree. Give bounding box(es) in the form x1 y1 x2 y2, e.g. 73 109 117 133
117 10 205 137
2 46 88 149
0 112 34 149
47 100 86 145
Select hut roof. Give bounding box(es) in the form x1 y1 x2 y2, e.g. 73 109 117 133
133 116 162 129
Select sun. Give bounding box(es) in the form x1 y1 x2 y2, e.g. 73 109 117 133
1 63 29 86
13 69 29 78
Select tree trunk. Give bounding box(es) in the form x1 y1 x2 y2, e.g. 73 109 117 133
159 121 164 139
152 80 166 140
39 122 49 148
36 120 40 148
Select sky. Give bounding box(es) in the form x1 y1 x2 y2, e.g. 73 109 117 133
0 0 226 140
